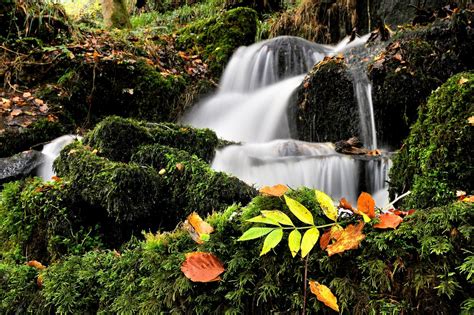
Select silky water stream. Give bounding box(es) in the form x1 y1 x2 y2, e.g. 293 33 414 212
182 35 391 205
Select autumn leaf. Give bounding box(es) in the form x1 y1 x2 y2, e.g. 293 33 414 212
26 260 46 270
247 214 280 226
301 227 319 258
319 225 342 250
339 198 353 211
284 195 314 225
181 252 225 282
259 184 288 197
238 227 274 241
288 229 302 257
184 212 214 244
309 281 339 312
374 213 403 229
260 228 283 256
468 116 474 126
315 190 337 221
326 222 365 256
357 192 376 219
11 109 22 117
458 76 469 85
260 210 294 226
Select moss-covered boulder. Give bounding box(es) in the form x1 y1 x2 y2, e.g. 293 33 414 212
369 10 474 147
389 72 473 209
292 57 359 142
175 7 258 75
84 116 219 162
3 189 472 314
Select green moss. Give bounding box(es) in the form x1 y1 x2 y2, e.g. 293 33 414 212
175 7 258 75
19 191 473 314
84 116 219 163
0 118 66 158
389 72 474 209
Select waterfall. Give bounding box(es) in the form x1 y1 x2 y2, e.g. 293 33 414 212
352 71 378 149
182 35 390 204
36 135 79 181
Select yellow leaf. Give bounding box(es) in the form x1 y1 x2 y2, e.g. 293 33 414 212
458 77 469 85
260 228 283 256
184 212 214 244
301 227 319 258
247 215 280 226
309 281 340 312
238 227 274 241
468 116 474 126
261 210 294 226
288 229 302 257
315 190 337 221
284 195 314 225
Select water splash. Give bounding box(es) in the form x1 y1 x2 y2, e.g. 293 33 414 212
36 135 79 181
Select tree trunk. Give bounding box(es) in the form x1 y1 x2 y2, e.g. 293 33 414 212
101 0 131 29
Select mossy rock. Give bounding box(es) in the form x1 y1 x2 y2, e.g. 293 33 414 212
389 71 473 209
369 11 474 148
0 119 66 158
175 7 258 75
292 58 359 143
3 189 472 314
84 116 219 163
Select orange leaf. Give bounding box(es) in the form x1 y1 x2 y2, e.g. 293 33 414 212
184 212 214 244
259 184 288 197
309 281 339 312
374 213 403 229
326 222 365 256
357 192 376 218
26 260 46 270
181 252 224 282
320 229 332 250
339 197 353 211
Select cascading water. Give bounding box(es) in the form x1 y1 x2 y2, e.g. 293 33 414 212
182 35 390 204
36 135 79 181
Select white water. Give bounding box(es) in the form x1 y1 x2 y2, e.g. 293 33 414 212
182 35 389 203
37 135 79 181
352 72 378 149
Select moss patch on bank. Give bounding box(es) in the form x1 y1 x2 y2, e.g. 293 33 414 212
389 71 473 209
1 189 472 314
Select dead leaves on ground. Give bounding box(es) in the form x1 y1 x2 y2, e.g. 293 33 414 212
373 213 403 229
181 252 225 282
309 281 339 312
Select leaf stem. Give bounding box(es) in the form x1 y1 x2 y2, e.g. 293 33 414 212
302 255 309 315
282 222 337 230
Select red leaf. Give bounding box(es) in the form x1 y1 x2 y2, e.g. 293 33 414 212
374 213 403 229
181 252 224 282
357 192 376 218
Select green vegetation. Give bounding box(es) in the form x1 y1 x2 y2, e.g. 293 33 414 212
1 190 472 314
176 7 258 75
389 72 473 209
84 116 219 162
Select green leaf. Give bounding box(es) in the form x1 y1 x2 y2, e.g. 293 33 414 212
315 190 338 222
238 227 275 241
261 210 294 226
288 229 302 257
247 215 280 226
284 195 314 225
301 227 320 258
260 228 283 256
200 234 210 242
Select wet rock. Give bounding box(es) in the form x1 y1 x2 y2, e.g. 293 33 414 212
0 150 44 184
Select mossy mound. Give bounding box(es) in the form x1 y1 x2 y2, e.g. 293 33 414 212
389 72 473 209
175 7 258 75
292 57 359 142
2 189 472 314
84 116 219 162
369 10 474 147
0 119 66 158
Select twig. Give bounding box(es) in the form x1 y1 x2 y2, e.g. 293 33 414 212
382 190 411 211
0 45 28 56
302 255 309 315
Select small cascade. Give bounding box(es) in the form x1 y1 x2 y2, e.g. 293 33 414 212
36 135 79 181
182 35 390 203
352 71 377 149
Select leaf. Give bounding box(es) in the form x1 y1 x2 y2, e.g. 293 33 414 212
247 215 280 226
326 222 365 256
309 281 340 312
261 210 294 226
11 109 22 117
184 212 214 244
284 195 314 225
26 260 46 270
458 76 469 85
181 252 225 282
469 116 474 126
315 190 337 221
357 192 376 219
260 228 283 256
238 227 274 241
319 225 342 250
259 184 288 197
288 229 302 257
339 198 353 211
301 227 320 258
374 213 403 229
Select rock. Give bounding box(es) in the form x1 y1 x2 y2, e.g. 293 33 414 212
0 150 44 184
335 137 369 155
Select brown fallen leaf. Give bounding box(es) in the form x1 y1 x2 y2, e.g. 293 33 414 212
11 109 22 117
23 92 32 98
309 281 339 312
339 197 353 211
184 212 214 244
374 213 403 229
181 252 224 282
458 77 469 85
468 116 474 126
26 260 46 270
357 192 376 218
259 184 288 197
176 163 184 172
326 222 365 256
